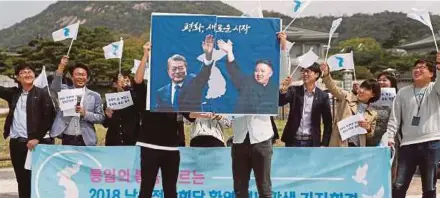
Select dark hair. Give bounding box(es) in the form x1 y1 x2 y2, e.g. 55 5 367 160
14 64 35 76
413 59 436 81
69 63 91 78
377 71 398 92
255 59 273 70
359 79 381 103
112 72 134 83
301 62 322 80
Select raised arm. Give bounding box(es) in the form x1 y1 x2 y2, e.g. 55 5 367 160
218 39 245 89
0 86 15 102
320 63 347 101
134 42 150 84
51 56 68 93
279 77 294 106
180 35 214 100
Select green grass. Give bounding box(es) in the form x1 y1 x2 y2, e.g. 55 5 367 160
0 118 287 168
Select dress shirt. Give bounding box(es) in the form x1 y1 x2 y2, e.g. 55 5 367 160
297 87 315 136
10 91 28 138
232 115 273 144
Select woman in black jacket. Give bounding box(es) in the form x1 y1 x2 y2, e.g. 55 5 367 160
103 73 140 146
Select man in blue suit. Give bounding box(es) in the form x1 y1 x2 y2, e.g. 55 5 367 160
156 35 214 112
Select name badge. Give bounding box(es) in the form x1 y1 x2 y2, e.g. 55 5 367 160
411 116 420 126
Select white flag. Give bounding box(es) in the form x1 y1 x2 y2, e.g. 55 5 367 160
33 66 48 88
327 51 355 71
293 0 310 13
52 22 80 42
242 7 264 18
329 18 342 38
407 8 433 30
297 48 319 68
103 39 124 59
131 59 149 80
286 41 295 52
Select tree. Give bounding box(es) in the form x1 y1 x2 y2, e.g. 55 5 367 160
1 26 147 85
382 26 409 49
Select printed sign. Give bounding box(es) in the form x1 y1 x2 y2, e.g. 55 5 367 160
105 91 134 110
371 88 396 108
338 114 367 141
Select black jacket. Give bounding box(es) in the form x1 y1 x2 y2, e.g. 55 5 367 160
2 86 55 140
134 81 194 147
279 85 332 146
103 89 140 146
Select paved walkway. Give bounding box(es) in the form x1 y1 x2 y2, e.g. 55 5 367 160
0 167 437 197
0 168 18 197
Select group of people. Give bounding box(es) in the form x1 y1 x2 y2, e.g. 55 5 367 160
2 30 440 198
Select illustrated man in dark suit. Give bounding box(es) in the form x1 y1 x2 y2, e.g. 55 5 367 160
217 39 278 114
155 35 215 112
279 62 332 147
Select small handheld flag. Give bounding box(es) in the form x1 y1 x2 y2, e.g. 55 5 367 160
52 21 80 56
103 39 124 59
52 22 80 42
324 18 343 61
407 8 438 51
327 51 354 71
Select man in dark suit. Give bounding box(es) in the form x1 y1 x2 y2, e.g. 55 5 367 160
2 64 55 198
155 36 215 112
279 63 332 147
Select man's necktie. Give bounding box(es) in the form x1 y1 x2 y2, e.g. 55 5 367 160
173 85 181 111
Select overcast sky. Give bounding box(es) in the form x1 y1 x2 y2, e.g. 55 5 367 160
2 1 440 30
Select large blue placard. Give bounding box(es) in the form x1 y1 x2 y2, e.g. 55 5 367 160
31 145 391 198
149 13 281 114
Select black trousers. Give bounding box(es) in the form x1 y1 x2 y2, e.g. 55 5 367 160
10 138 31 198
190 136 225 147
232 138 273 198
62 135 86 146
139 147 180 198
10 138 54 198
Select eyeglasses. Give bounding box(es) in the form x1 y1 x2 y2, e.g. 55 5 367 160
413 66 429 71
19 70 33 76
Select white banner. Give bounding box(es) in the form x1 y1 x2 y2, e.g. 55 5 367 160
105 91 134 110
337 114 367 141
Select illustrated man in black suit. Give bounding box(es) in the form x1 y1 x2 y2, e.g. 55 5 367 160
217 39 278 114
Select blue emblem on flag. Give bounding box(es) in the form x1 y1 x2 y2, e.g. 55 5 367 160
293 0 302 12
63 28 70 37
112 44 119 56
335 56 344 67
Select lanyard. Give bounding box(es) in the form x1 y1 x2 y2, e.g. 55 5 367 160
413 86 427 116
